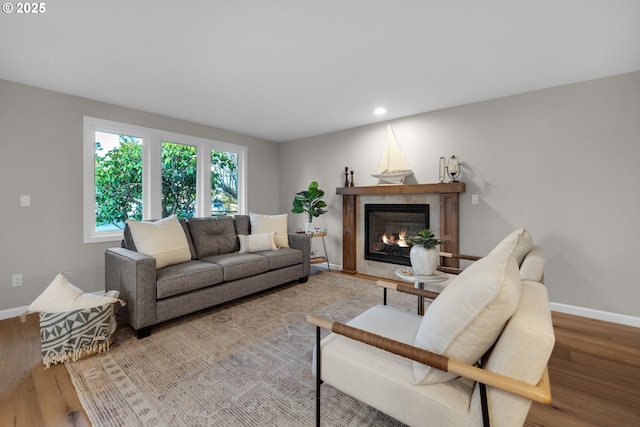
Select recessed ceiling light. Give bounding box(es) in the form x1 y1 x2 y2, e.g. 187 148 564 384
374 107 387 115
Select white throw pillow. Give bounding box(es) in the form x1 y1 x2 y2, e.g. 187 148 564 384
412 253 522 384
126 215 191 269
249 213 290 248
488 228 533 266
238 232 278 253
26 273 122 314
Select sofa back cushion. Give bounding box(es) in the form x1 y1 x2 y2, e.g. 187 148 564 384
188 216 238 258
234 215 251 236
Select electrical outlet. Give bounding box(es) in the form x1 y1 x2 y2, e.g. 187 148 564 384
472 194 479 205
12 274 23 287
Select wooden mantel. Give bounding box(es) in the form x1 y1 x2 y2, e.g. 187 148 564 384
337 182 465 274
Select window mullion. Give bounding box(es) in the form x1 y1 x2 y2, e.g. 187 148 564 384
198 144 212 217
146 134 163 220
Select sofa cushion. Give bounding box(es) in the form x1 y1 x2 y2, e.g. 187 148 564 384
200 253 269 281
156 260 224 299
124 218 197 259
238 232 278 253
258 247 304 270
125 215 192 269
249 213 290 248
413 252 522 384
26 273 122 313
488 228 533 266
188 216 238 258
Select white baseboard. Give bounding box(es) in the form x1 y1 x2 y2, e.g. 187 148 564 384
550 302 640 328
0 305 28 320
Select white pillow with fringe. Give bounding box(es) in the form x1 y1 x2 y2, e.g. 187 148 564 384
238 232 278 253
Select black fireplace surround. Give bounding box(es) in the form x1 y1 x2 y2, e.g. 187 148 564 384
364 203 429 266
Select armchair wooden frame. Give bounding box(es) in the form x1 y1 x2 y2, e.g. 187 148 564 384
308 253 553 427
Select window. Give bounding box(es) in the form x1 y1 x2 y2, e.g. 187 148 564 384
83 117 246 243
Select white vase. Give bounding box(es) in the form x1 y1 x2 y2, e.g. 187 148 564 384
304 221 313 233
410 245 439 276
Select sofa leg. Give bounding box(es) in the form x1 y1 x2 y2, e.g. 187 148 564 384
135 326 152 339
299 276 309 283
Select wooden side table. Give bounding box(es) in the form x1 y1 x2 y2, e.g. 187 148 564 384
298 231 330 271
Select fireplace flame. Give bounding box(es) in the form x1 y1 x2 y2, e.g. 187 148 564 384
381 231 409 247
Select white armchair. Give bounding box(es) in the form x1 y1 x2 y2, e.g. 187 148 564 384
308 229 554 427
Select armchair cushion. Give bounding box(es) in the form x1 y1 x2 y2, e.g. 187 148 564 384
413 252 522 384
488 227 533 266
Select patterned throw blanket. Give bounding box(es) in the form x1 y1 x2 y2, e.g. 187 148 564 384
40 303 117 368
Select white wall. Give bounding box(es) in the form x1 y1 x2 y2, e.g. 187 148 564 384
279 71 640 318
0 79 280 311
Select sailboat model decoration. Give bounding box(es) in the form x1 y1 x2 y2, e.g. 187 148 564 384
371 125 414 185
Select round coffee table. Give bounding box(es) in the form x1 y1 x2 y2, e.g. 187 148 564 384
395 268 449 315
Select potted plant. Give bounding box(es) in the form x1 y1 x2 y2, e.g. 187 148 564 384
292 181 327 233
406 229 442 276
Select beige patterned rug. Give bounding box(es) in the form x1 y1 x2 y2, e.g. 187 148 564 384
66 272 417 426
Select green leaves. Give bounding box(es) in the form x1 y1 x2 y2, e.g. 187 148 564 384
406 229 442 249
291 181 327 222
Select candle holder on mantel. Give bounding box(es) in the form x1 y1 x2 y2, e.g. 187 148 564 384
446 155 461 182
439 157 446 183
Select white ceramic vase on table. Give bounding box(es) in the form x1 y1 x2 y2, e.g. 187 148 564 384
410 245 439 275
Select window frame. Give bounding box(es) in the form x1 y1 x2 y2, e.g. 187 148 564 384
83 116 247 243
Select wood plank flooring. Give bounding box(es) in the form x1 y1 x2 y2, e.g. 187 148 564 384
526 312 640 426
1 310 638 426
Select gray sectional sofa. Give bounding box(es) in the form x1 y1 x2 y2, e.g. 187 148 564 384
105 215 310 338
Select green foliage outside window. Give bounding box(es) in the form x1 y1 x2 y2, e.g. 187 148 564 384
94 136 238 230
162 142 197 219
95 136 143 229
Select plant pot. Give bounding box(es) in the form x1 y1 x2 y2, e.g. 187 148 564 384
410 245 439 276
304 221 313 233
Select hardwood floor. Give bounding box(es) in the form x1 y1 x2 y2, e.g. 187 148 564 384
525 312 640 426
1 310 638 426
0 314 89 427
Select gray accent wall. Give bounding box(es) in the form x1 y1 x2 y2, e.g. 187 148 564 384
279 71 640 318
0 79 280 311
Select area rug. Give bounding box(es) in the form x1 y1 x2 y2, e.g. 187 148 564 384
66 272 418 426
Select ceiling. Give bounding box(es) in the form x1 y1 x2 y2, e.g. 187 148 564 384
1 1 639 142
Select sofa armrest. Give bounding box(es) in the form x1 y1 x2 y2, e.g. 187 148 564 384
105 247 157 331
288 233 311 277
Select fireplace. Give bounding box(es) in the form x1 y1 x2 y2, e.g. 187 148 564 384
364 204 429 266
